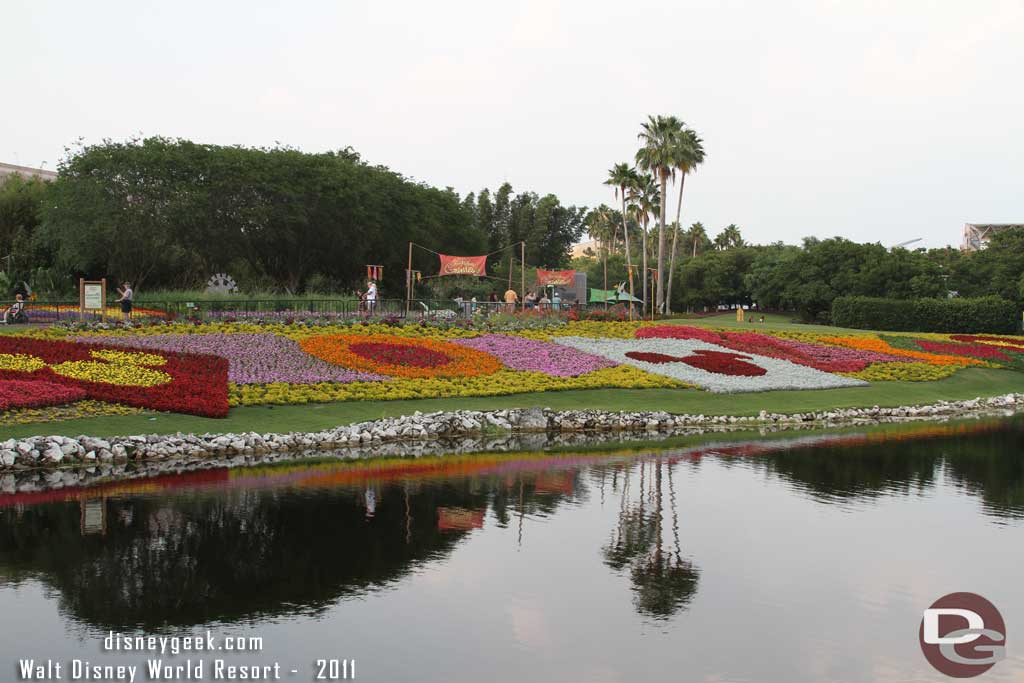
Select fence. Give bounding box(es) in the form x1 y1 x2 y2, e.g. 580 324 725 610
6 298 591 324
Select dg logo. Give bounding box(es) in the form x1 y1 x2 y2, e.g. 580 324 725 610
919 592 1006 678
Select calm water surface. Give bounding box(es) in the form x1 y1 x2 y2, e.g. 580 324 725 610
1 417 1023 682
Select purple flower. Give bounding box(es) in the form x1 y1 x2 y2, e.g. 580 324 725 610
76 333 386 384
452 334 616 376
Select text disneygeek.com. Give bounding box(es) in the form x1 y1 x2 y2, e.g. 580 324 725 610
15 631 355 681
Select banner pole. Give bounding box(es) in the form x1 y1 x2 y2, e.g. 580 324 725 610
520 241 526 312
406 242 413 314
603 249 608 311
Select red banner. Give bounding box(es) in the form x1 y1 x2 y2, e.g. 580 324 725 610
438 254 487 277
537 269 576 286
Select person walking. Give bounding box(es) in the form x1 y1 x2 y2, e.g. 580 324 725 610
116 282 133 321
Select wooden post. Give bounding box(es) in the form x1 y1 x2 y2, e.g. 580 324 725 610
78 278 84 322
100 278 106 323
627 265 635 322
520 241 526 312
406 242 413 314
603 249 608 311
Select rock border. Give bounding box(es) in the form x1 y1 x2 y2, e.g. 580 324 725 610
2 393 1022 474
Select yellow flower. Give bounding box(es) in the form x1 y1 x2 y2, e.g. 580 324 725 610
0 353 47 372
48 350 173 387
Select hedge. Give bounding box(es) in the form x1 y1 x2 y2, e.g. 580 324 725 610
831 296 1020 334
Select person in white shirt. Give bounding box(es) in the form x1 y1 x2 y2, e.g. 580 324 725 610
365 280 377 315
116 282 133 321
3 293 26 324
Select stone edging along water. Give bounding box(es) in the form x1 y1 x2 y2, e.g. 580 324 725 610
1 393 1022 475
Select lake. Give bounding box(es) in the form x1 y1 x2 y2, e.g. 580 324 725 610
1 416 1022 682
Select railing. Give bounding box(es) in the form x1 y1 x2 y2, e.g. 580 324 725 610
4 299 591 324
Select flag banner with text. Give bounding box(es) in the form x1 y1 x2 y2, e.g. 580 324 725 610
537 269 576 286
438 254 487 277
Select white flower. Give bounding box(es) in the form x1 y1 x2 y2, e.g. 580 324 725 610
553 337 868 393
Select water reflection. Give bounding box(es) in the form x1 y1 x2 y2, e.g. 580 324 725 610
602 460 699 619
0 416 1020 635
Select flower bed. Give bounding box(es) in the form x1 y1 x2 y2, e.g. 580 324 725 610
950 334 1024 350
4 320 1015 420
230 366 684 406
299 334 503 379
554 337 866 393
452 334 616 377
79 333 385 384
913 339 1012 361
0 336 228 417
0 380 87 411
637 325 907 372
820 335 984 367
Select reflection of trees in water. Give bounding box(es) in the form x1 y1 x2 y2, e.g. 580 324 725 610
0 470 589 631
1 422 1018 631
0 484 490 629
759 426 1024 518
602 460 700 620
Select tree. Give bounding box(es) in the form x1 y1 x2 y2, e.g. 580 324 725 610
665 128 705 313
604 163 639 310
628 173 659 312
0 173 48 291
713 224 745 250
685 222 711 258
38 137 488 294
635 115 684 312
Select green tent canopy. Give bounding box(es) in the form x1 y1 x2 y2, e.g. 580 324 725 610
589 288 643 303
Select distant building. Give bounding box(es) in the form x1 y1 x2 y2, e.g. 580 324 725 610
571 240 599 258
962 223 1023 251
0 162 57 183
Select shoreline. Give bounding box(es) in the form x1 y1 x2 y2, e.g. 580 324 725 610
1 394 1021 482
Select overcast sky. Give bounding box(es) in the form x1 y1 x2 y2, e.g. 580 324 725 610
3 0 1022 248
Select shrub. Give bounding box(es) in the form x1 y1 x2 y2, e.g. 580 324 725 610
831 296 1019 334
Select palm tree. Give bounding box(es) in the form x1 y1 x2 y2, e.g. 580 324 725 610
635 116 684 313
629 173 659 313
586 205 618 257
714 224 745 250
665 128 706 313
687 222 708 258
604 164 639 311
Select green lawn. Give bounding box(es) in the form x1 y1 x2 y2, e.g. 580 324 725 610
3 367 1020 439
662 311 868 334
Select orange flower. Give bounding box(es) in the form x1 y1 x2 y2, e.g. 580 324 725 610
299 334 502 379
821 336 983 367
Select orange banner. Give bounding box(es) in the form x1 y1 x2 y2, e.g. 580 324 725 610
537 269 576 286
438 254 487 276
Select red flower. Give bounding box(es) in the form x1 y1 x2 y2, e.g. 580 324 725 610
348 342 451 368
0 380 87 411
0 337 229 418
950 335 1024 352
915 339 1012 360
625 349 768 376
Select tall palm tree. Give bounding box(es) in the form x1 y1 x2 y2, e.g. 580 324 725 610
687 222 708 258
629 173 659 313
636 115 684 313
665 128 705 313
604 164 639 310
586 205 618 257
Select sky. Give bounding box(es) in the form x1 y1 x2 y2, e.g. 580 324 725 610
3 0 1022 249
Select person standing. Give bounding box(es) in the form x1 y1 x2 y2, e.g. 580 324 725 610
503 286 519 312
116 282 133 321
365 279 378 315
